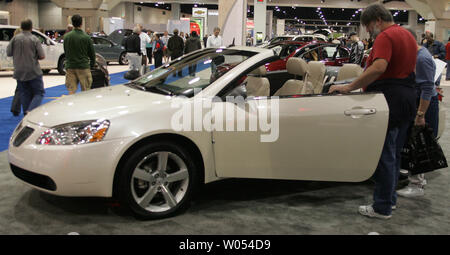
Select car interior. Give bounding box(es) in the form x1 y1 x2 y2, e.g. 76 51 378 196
225 57 363 99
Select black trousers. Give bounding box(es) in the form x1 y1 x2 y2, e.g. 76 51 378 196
146 48 153 63
154 51 163 68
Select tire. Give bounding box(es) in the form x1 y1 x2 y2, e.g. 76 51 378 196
119 52 128 65
57 56 66 75
42 69 50 74
117 141 200 220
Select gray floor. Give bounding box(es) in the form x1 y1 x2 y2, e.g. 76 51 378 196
0 92 449 235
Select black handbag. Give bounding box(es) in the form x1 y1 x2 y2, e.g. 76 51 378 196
401 124 448 175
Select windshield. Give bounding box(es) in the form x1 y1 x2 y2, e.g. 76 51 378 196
128 48 257 97
269 36 292 45
267 44 304 58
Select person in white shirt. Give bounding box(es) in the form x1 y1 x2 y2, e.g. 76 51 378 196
138 24 151 74
207 27 223 48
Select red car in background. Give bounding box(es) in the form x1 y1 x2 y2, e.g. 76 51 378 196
264 41 352 72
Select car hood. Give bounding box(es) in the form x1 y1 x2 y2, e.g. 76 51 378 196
26 85 173 127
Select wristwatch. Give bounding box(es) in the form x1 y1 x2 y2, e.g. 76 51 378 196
417 111 425 118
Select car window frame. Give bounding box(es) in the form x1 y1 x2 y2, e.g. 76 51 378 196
0 28 14 42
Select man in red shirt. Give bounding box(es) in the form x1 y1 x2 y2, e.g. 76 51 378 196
329 4 417 219
446 37 450 80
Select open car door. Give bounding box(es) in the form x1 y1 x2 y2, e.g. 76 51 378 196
212 76 389 182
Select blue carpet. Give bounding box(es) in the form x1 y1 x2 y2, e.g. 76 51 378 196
0 67 154 151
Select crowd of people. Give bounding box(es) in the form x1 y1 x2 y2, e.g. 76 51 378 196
122 26 224 75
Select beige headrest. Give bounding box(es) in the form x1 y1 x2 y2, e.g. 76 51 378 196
247 77 270 97
287 58 309 76
249 65 267 76
337 64 363 81
308 61 326 78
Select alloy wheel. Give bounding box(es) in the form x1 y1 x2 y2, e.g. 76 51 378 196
130 151 189 213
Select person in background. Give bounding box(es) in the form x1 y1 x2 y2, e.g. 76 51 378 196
329 3 417 220
138 24 151 74
168 29 185 76
86 27 91 36
66 24 74 34
180 32 186 42
207 27 223 48
63 14 95 95
424 32 446 86
161 31 170 64
7 19 45 116
446 37 450 81
153 34 164 69
203 34 209 48
349 32 365 65
10 28 23 116
396 27 439 198
168 29 184 61
146 31 154 66
123 26 142 75
184 31 202 76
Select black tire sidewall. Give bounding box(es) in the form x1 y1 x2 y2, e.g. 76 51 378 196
117 141 199 220
57 56 66 75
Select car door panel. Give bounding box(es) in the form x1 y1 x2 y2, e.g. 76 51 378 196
212 93 389 182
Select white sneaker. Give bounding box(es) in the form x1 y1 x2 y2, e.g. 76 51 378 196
397 186 425 198
392 205 397 210
358 205 392 219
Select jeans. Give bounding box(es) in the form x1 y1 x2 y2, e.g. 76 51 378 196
11 83 21 114
425 95 439 138
17 76 45 113
372 122 409 216
446 60 450 80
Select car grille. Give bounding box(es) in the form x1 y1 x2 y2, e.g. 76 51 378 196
13 127 34 147
10 164 57 191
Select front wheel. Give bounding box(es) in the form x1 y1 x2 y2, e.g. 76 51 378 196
117 142 200 220
57 56 65 75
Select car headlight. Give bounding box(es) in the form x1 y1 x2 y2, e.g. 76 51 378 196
36 119 110 145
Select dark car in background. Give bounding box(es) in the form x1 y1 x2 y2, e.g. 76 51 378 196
56 35 128 65
107 29 132 45
91 36 127 65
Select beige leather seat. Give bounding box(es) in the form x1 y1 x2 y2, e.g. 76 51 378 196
274 58 309 96
303 61 326 94
246 66 270 97
336 64 363 81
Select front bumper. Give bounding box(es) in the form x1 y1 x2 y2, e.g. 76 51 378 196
8 120 134 197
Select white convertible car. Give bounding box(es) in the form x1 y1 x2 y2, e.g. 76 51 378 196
0 25 66 74
8 46 446 219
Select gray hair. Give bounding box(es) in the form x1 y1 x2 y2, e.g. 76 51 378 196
214 27 221 32
173 29 179 35
360 3 394 27
133 26 141 34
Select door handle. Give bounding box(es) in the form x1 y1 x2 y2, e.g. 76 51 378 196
344 107 376 118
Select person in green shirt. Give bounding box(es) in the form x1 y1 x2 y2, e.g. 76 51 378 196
63 14 96 95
